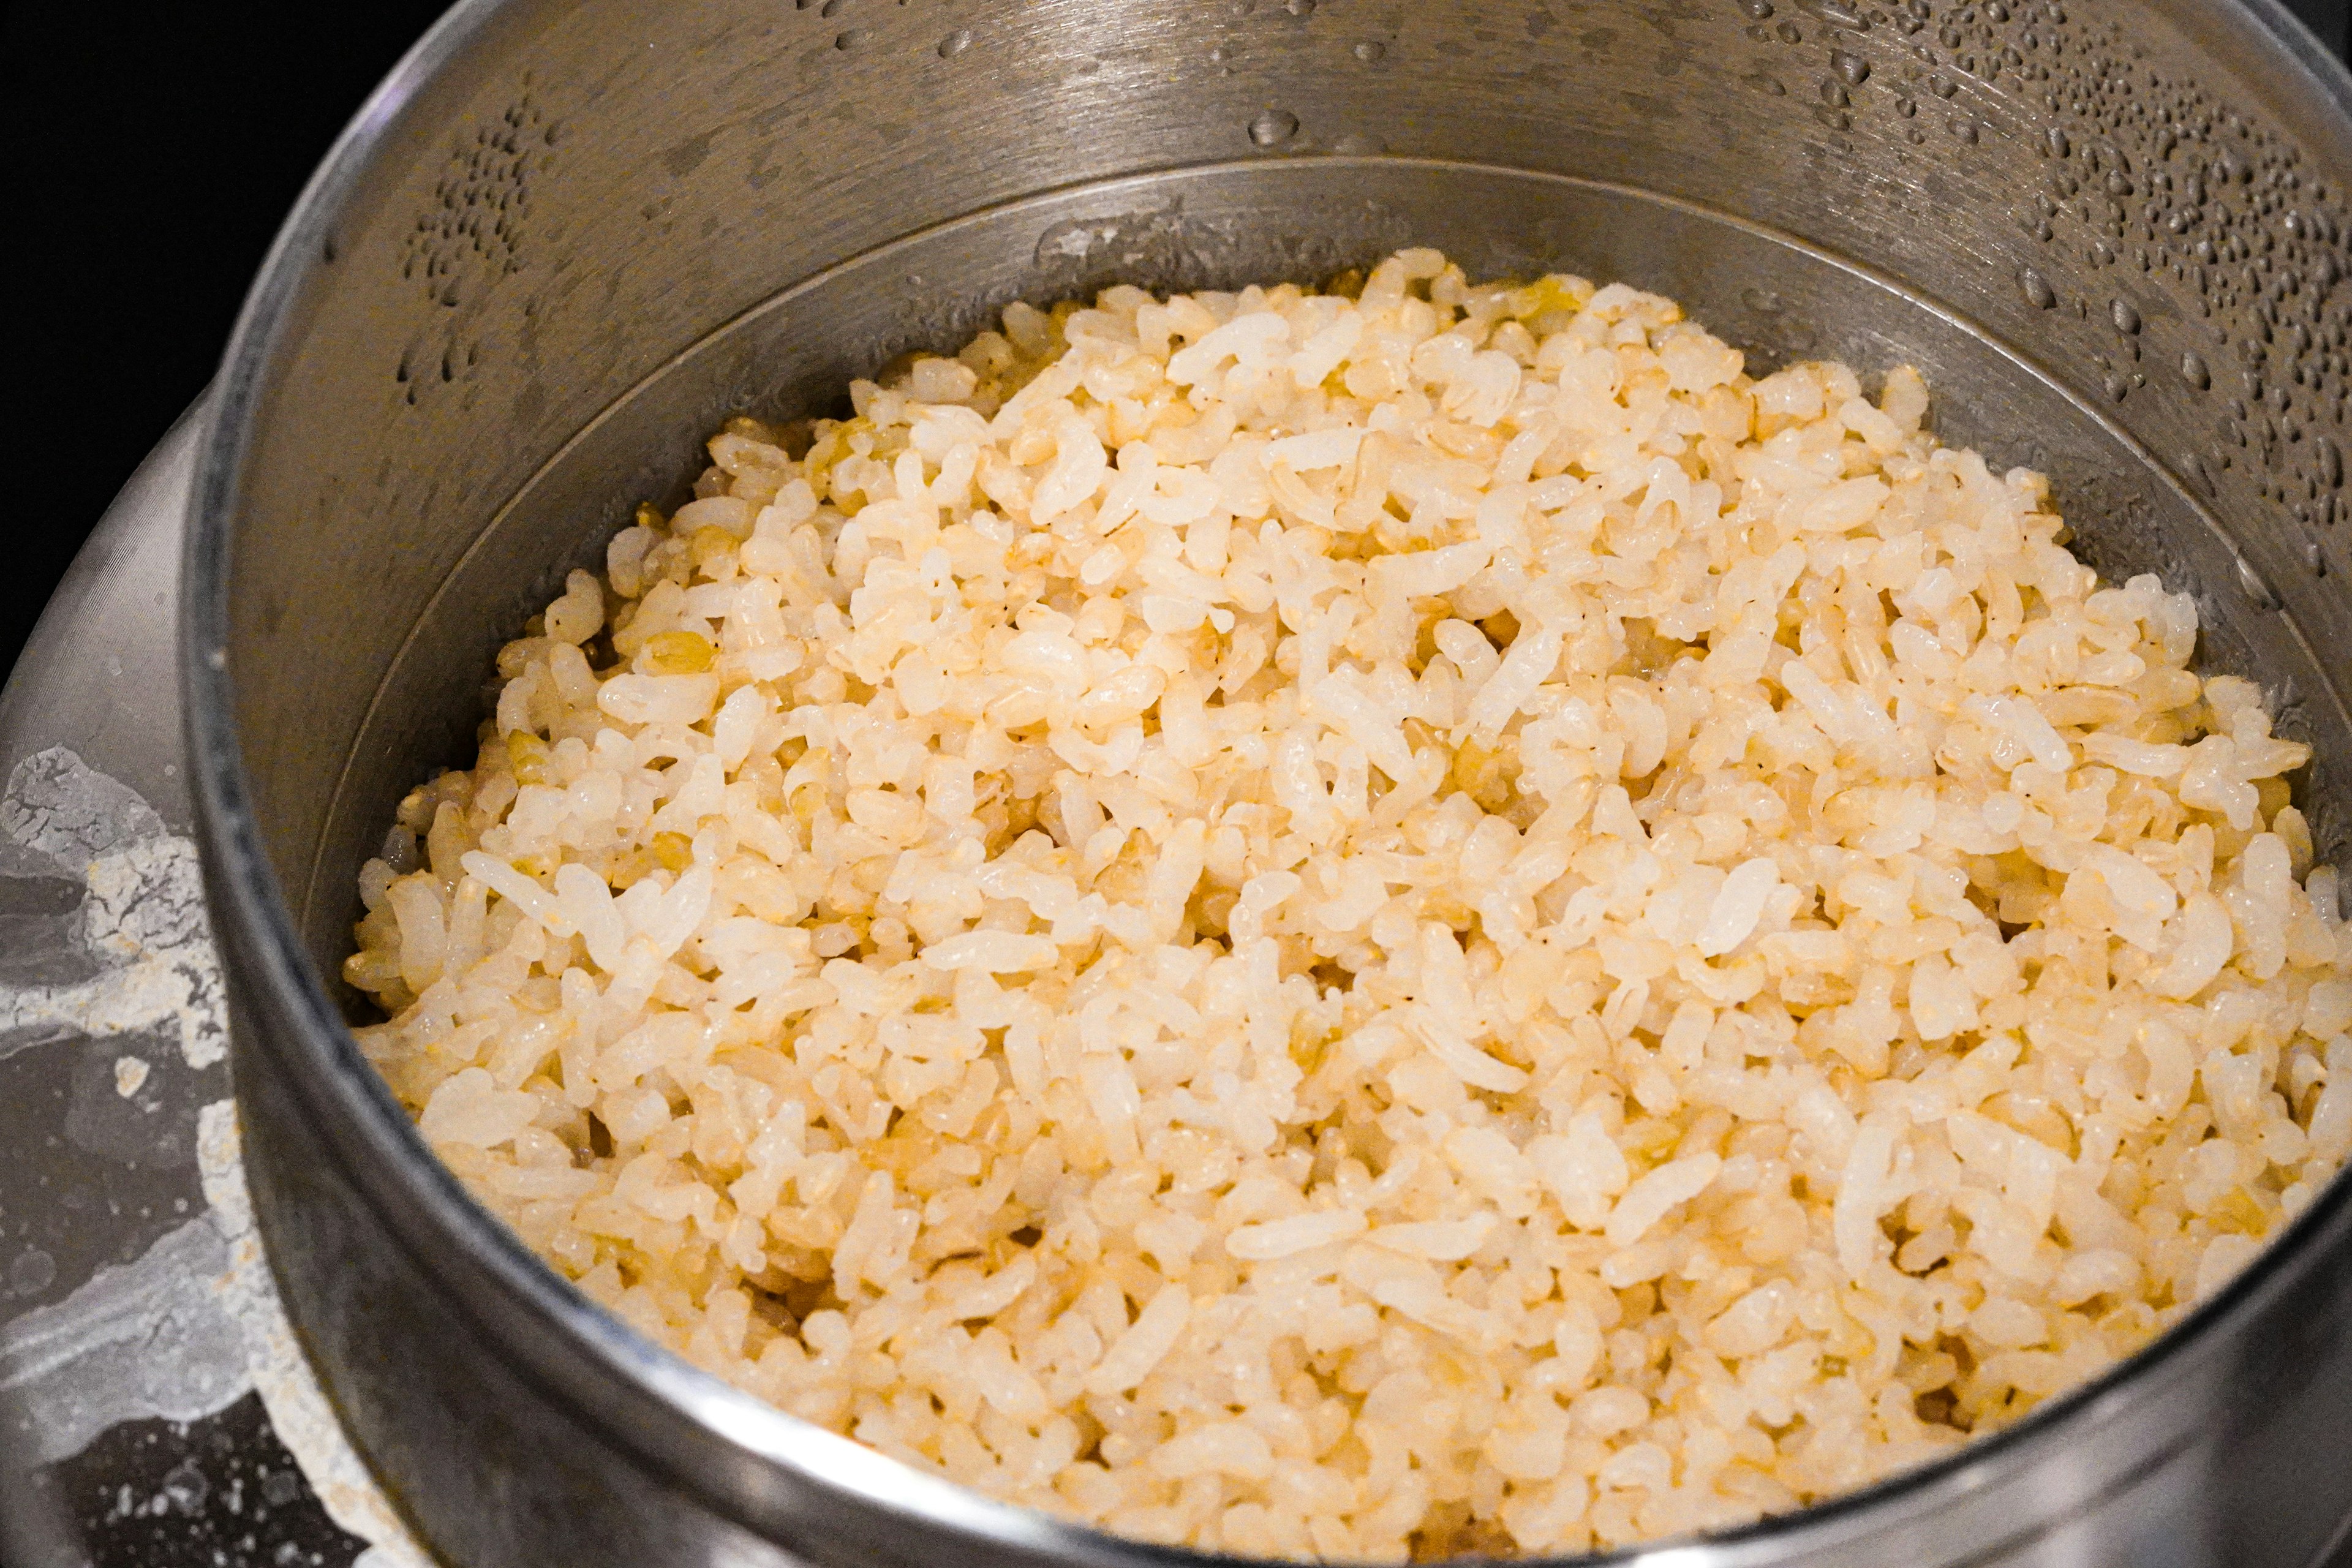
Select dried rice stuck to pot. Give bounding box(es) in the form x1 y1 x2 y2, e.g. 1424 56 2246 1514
348 249 2352 1561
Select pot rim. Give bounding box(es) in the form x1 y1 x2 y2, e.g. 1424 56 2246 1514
182 0 2352 1561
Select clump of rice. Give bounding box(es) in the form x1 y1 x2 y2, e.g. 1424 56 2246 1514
348 249 2352 1561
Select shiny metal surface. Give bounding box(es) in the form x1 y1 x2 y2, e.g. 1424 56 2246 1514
0 405 424 1568
0 409 205 1568
3 404 197 820
183 0 2352 1563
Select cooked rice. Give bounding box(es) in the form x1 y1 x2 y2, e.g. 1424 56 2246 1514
348 249 2352 1560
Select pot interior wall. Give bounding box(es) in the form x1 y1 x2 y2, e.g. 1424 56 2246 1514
281 160 2352 990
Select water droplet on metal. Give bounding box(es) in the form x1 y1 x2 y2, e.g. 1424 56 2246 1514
2307 542 2328 577
834 26 873 50
1352 39 1385 62
2321 437 2343 488
160 1459 209 1514
9 1246 56 1295
1950 116 1979 143
1284 0 1316 13
2236 554 2281 609
1249 109 1300 148
1741 0 1774 15
2103 372 2129 402
938 27 972 57
2180 350 2210 388
1332 132 1386 154
1831 49 1870 85
2021 267 2057 308
2110 298 2141 333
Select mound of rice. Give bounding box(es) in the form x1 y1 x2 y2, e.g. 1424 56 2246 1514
347 248 2352 1560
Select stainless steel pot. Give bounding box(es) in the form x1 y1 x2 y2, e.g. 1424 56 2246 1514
185 0 2352 1563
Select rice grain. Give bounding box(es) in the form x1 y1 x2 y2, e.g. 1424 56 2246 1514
350 251 2351 1561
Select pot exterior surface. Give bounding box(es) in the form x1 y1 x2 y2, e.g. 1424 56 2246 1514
187 0 2352 1564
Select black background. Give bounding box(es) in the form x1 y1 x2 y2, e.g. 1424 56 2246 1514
3 0 2349 680
3 1 452 675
